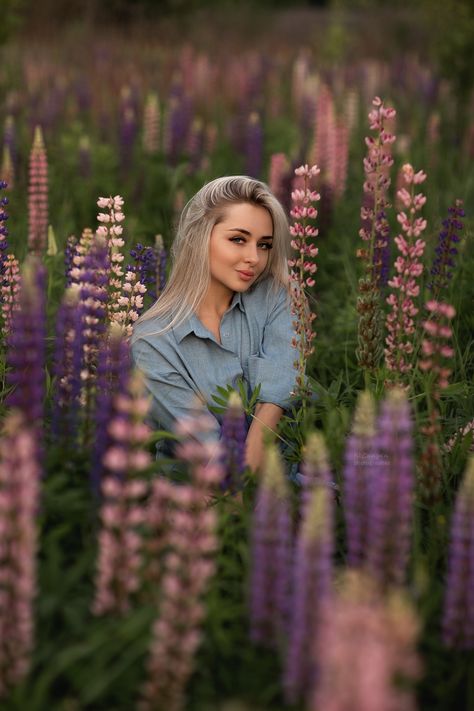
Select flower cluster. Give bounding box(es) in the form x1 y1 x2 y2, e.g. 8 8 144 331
312 571 421 711
428 199 464 299
249 443 293 648
27 126 49 255
356 97 396 372
0 411 40 698
128 242 159 303
288 163 320 401
384 163 427 378
0 254 20 338
0 180 9 274
442 456 474 649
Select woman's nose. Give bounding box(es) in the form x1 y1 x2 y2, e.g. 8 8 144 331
244 243 259 264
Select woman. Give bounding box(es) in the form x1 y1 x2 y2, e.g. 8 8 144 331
131 175 298 473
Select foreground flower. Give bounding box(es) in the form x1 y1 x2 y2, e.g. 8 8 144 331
220 391 247 492
27 126 49 255
312 571 421 711
0 253 21 338
0 411 40 698
442 456 474 649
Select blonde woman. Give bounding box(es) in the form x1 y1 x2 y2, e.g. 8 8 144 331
131 176 298 473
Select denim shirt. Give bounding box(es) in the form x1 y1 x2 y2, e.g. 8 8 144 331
131 278 299 441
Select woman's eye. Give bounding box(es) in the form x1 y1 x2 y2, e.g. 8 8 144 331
259 242 273 250
230 236 245 244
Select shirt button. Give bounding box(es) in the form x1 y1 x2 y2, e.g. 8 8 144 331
223 332 229 337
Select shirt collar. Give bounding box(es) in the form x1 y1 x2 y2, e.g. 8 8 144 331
173 291 245 344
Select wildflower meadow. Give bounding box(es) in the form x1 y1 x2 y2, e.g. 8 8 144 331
1 3 474 710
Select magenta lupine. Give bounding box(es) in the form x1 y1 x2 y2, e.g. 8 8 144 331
312 571 421 711
366 388 415 588
442 456 474 649
92 370 151 616
0 411 40 698
249 443 293 649
0 254 21 338
356 97 396 372
343 390 377 567
384 163 427 380
27 126 49 255
139 414 222 711
143 93 160 155
288 164 320 405
284 463 333 704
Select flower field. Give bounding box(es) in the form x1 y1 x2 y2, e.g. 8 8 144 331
1 7 474 710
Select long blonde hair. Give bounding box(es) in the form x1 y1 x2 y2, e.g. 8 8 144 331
132 175 290 338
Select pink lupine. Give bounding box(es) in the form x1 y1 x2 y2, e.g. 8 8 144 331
288 163 320 404
311 571 421 711
356 97 396 372
92 370 152 616
27 126 49 255
139 414 222 711
0 254 21 338
384 163 427 379
0 411 40 698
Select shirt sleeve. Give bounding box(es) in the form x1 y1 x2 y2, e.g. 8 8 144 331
131 336 221 442
247 287 299 409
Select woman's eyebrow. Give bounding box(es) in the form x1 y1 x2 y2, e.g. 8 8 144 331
227 228 273 239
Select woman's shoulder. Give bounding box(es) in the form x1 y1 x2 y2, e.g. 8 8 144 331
131 312 175 348
243 277 290 312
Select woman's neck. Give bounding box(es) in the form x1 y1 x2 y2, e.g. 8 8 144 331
197 282 234 320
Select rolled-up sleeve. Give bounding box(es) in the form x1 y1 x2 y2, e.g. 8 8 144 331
247 288 298 409
131 337 221 440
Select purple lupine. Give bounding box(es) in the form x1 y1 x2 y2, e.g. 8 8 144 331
245 112 263 179
64 234 78 287
128 242 158 305
249 443 293 649
442 456 474 650
343 390 377 567
428 199 464 300
5 258 46 432
366 388 414 588
51 286 85 445
220 392 247 492
91 324 133 496
284 483 333 705
0 180 9 277
164 94 192 166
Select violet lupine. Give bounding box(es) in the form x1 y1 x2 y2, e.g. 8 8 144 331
0 254 21 339
343 390 377 567
91 324 133 495
163 94 192 166
245 112 263 179
5 259 46 433
220 391 247 492
0 411 40 699
92 370 152 616
384 163 427 380
128 242 158 304
143 92 160 155
27 126 49 255
51 285 85 444
356 97 396 372
64 234 78 287
249 443 293 649
0 180 9 275
366 388 414 589
427 199 464 300
312 571 421 711
139 414 222 711
288 164 320 407
442 456 474 649
284 456 333 705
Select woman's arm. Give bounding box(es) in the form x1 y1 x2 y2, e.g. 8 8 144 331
245 402 284 473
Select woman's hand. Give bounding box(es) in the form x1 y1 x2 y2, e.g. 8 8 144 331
245 403 284 473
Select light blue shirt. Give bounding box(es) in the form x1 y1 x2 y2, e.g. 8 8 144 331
131 278 299 441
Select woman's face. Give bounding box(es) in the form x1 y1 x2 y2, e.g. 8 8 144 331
208 202 273 299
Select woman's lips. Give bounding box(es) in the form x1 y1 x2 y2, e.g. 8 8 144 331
236 270 255 281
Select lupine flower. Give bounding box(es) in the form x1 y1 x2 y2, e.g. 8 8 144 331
27 126 49 255
444 419 474 455
163 94 192 166
51 285 85 444
128 242 158 304
249 443 293 649
356 97 396 372
300 430 333 514
288 163 320 405
284 445 333 705
64 234 78 287
143 477 176 593
5 258 46 433
0 254 21 338
312 571 421 711
186 117 205 173
0 411 40 699
442 456 474 649
343 390 377 567
78 135 92 178
245 112 263 179
143 92 160 155
427 199 464 299
366 388 414 588
139 414 222 711
68 228 94 285
268 152 291 211
220 391 247 492
384 163 427 379
92 370 151 616
0 180 9 272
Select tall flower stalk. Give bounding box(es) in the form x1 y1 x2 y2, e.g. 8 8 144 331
384 163 427 382
27 126 49 255
427 199 464 300
288 163 320 409
0 254 21 339
356 97 396 372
